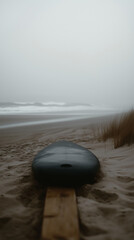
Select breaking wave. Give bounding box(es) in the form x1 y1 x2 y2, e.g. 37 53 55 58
0 101 115 115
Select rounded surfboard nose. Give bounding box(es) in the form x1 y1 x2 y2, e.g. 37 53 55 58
32 141 100 186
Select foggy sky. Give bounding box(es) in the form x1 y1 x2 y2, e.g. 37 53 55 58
0 0 134 108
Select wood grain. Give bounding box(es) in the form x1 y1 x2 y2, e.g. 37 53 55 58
41 187 80 240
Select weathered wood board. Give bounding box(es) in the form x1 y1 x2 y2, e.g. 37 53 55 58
41 187 80 240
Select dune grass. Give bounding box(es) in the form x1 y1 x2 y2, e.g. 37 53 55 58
100 110 134 148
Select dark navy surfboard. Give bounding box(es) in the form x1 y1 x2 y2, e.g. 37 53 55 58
32 141 100 186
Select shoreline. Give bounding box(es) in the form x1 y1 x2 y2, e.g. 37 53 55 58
0 111 119 129
0 114 117 146
0 114 97 129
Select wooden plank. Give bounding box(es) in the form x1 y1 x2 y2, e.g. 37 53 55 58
41 187 80 240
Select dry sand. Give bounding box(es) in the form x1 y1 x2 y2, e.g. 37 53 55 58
0 115 134 240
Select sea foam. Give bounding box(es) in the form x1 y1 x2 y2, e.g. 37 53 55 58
0 101 115 115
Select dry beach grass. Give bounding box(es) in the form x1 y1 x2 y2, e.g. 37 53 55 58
100 110 134 148
0 114 134 240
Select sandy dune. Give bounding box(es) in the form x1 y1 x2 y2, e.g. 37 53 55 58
0 115 134 240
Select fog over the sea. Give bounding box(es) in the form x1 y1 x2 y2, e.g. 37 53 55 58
0 0 134 109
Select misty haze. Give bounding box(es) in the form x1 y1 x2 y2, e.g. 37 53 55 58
0 0 134 110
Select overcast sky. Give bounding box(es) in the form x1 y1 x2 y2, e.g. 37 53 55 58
0 0 134 108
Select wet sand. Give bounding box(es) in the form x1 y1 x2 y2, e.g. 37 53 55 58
0 114 134 240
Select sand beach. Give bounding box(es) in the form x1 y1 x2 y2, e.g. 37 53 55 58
0 114 134 240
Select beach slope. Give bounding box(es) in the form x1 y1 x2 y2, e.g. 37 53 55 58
0 115 134 240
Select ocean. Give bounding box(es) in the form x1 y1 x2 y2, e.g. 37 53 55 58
0 101 115 115
0 102 118 129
